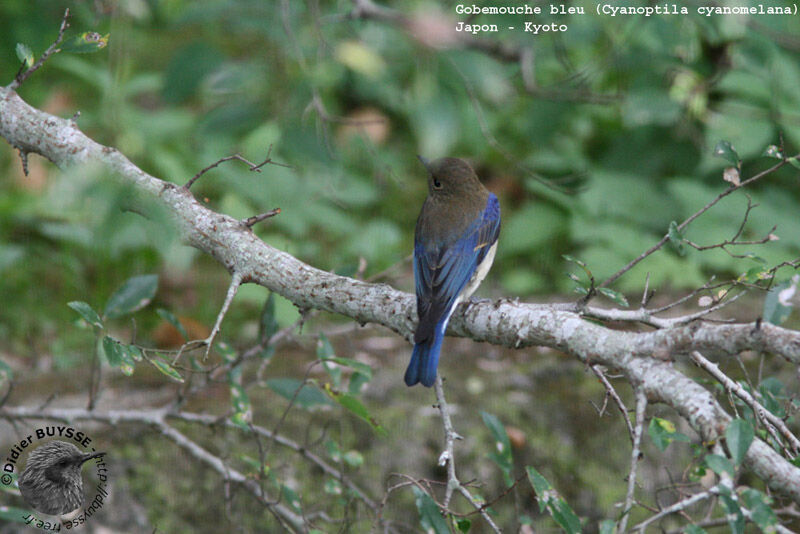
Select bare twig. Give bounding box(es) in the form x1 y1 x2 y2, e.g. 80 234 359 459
88 338 102 410
434 377 502 533
599 157 798 289
9 9 70 90
434 377 462 509
204 271 243 360
690 350 800 455
243 208 281 228
184 148 290 190
632 488 717 532
582 290 746 329
618 388 647 533
683 196 777 257
591 365 635 443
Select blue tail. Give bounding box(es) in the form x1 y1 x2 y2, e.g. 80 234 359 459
404 329 444 387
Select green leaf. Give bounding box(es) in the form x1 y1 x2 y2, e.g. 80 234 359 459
525 466 582 534
125 344 143 362
15 43 34 68
68 301 104 329
704 453 734 477
265 378 333 409
325 439 342 462
259 292 279 340
324 478 342 495
281 484 303 514
573 285 589 296
324 383 387 435
667 221 686 256
216 341 238 363
230 382 251 429
744 266 769 283
763 145 783 159
788 156 800 170
563 254 593 280
763 278 795 326
597 287 629 307
741 488 777 531
562 254 586 268
713 140 740 167
151 356 184 383
648 417 690 451
725 419 754 465
348 371 371 394
718 493 744 534
412 486 450 534
759 377 787 418
322 357 373 380
101 337 121 366
318 333 341 387
230 410 250 429
740 252 766 265
481 411 513 486
101 336 135 375
230 382 250 413
61 32 109 54
684 524 708 534
343 450 364 468
456 518 472 532
103 274 158 319
156 308 188 341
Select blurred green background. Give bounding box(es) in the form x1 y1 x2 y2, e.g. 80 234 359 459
1 0 799 532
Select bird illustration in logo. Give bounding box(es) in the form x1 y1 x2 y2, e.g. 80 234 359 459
18 440 105 515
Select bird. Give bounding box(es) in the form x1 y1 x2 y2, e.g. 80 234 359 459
405 156 501 387
18 440 105 515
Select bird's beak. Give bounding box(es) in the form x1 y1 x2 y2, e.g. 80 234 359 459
80 451 105 464
417 155 431 173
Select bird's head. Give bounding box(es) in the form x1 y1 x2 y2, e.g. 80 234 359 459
418 156 484 197
26 441 104 484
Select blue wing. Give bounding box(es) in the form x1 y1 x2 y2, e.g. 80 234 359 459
413 194 501 345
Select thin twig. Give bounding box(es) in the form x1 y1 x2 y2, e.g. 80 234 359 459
433 377 502 533
184 148 290 190
582 290 746 329
203 271 243 360
591 365 635 444
690 351 800 455
434 376 463 509
9 9 70 90
600 157 797 289
632 488 716 531
618 388 647 533
242 208 281 228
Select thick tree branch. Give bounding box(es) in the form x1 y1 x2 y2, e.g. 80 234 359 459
1 85 799 503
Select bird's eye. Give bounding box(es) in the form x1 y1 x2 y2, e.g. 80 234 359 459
432 178 442 189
